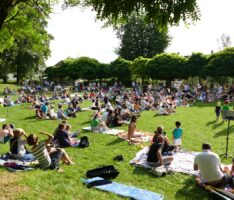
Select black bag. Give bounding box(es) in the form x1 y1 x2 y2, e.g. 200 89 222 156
86 165 119 179
79 136 89 148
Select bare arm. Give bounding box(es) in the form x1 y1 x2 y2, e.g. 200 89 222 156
157 149 163 166
194 164 198 171
40 131 54 145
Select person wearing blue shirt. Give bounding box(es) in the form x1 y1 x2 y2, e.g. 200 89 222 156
172 121 183 152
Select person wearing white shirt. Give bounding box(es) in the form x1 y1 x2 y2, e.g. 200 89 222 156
194 143 226 187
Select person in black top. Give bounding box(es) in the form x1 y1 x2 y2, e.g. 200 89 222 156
147 135 173 167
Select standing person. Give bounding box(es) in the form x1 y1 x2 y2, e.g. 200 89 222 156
194 143 226 187
215 101 221 122
172 121 183 152
222 100 230 122
27 131 74 170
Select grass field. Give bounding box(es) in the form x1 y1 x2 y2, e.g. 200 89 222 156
0 90 233 199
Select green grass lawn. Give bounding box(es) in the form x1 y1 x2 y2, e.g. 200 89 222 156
0 100 233 200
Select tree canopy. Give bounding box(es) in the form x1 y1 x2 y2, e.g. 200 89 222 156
116 16 170 61
0 0 200 30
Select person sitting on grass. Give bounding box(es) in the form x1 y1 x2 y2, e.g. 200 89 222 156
147 135 173 167
152 126 174 154
9 128 35 161
57 104 69 120
53 124 79 147
127 115 144 143
90 113 107 132
27 131 74 170
194 143 232 187
0 124 14 144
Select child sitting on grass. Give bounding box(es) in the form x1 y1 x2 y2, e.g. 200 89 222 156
27 131 74 170
172 121 183 152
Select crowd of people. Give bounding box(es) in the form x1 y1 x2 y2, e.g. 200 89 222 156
1 80 234 193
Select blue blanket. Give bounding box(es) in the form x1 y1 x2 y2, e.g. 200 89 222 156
81 177 163 200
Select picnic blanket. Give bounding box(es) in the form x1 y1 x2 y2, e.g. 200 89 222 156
118 132 153 144
130 147 199 175
82 127 125 135
81 177 164 200
0 158 35 172
0 118 6 122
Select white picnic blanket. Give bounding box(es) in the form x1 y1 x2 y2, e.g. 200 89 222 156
0 118 6 122
82 127 124 135
130 147 199 175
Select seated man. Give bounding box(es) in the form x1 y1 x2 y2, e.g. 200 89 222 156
194 143 227 187
147 135 173 167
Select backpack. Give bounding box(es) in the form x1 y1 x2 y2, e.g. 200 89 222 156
79 136 89 148
86 165 119 179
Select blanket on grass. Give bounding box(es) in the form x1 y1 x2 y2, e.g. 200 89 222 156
118 132 153 144
0 118 6 122
82 127 125 135
130 147 199 175
0 158 35 172
81 177 164 200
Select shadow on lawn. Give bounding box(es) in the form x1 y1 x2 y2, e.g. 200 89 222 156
213 125 234 138
132 167 152 177
175 176 210 200
206 120 216 126
106 138 125 146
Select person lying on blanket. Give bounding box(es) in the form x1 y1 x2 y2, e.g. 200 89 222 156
147 135 173 167
27 131 74 170
9 128 35 161
194 143 232 187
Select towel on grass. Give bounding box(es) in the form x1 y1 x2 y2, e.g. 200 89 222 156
82 127 124 135
130 147 199 175
118 132 153 144
81 177 164 200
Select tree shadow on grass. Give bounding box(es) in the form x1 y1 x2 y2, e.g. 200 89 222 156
106 138 125 146
175 176 211 200
206 120 216 126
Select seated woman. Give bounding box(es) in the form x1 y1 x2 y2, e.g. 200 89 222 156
27 131 74 170
147 135 173 167
53 124 79 147
66 103 77 118
127 115 144 143
106 110 114 128
90 114 106 132
9 128 35 161
152 126 174 154
112 109 125 127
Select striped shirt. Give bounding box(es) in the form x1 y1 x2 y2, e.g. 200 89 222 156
31 141 51 169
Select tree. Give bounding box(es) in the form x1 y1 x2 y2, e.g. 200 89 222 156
110 58 132 84
203 48 234 78
131 56 150 80
147 53 187 87
217 33 232 50
185 52 208 78
0 5 52 83
0 0 200 30
116 16 171 61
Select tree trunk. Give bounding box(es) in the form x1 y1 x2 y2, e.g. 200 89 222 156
166 79 171 89
2 76 7 83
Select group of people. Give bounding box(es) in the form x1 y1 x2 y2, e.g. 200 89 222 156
0 122 76 170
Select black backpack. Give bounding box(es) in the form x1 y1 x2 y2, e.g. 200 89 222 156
79 136 89 148
86 165 119 179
